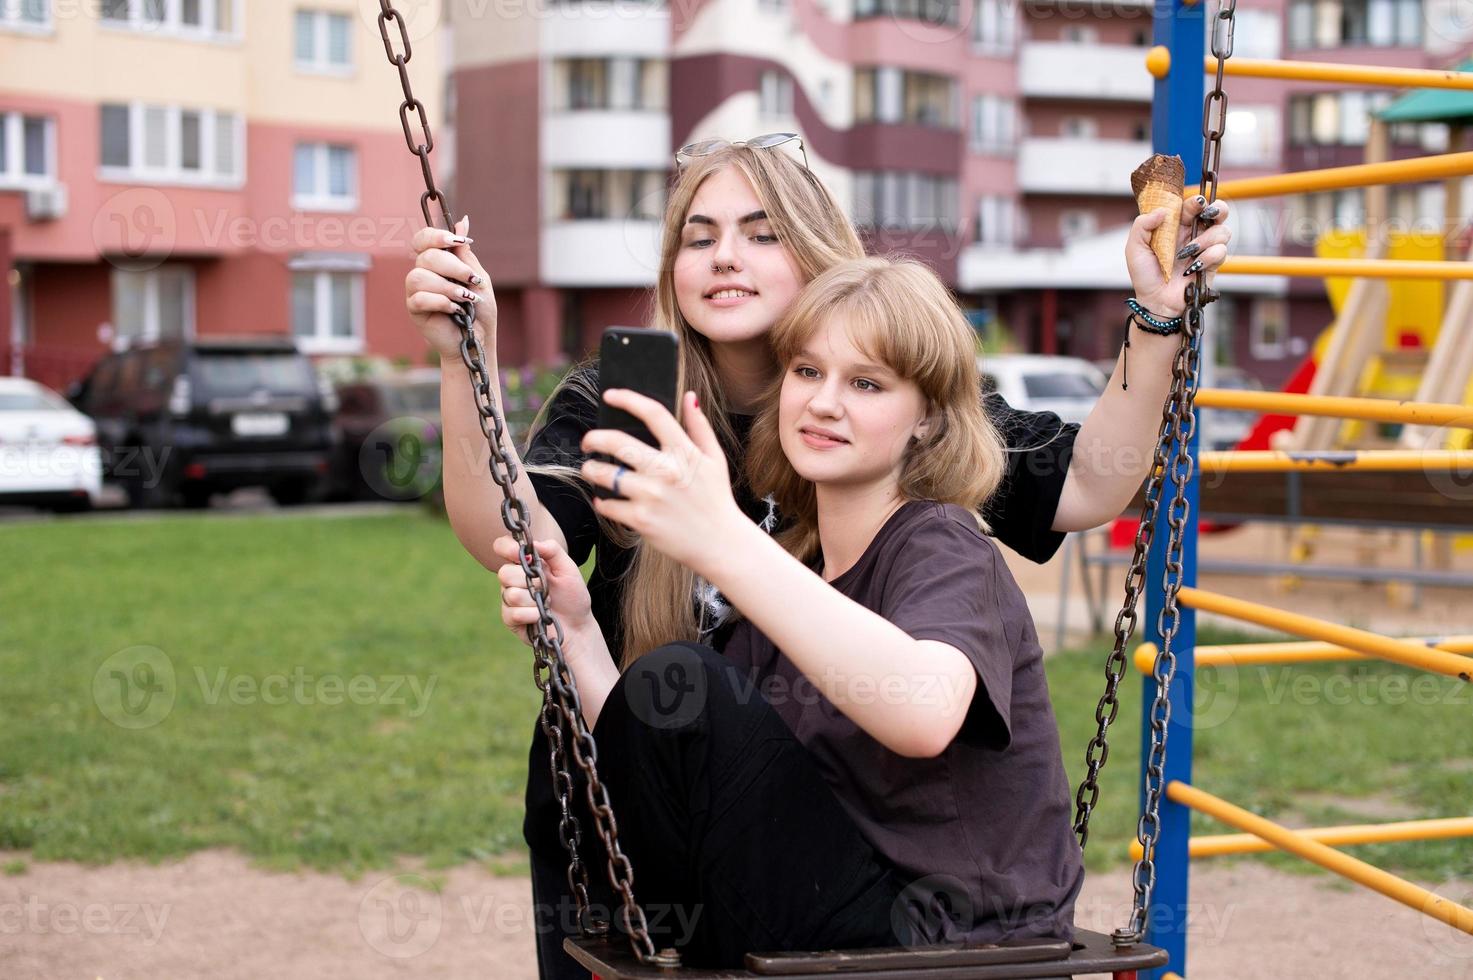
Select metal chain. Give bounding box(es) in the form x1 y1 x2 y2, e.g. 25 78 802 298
373 2 672 966
1067 0 1235 948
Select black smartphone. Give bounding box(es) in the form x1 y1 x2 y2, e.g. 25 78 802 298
593 327 679 499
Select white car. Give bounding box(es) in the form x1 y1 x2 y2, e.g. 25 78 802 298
0 377 101 512
975 354 1108 427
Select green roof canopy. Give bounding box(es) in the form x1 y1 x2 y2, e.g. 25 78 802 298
1375 59 1473 123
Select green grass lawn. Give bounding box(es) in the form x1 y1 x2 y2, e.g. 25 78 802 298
1 510 1468 883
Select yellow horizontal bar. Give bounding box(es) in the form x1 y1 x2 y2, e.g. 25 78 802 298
1193 152 1473 201
1167 782 1473 934
1216 56 1473 91
1178 588 1473 680
1194 388 1473 429
1130 816 1473 859
1200 450 1473 473
1133 637 1473 672
1220 256 1473 280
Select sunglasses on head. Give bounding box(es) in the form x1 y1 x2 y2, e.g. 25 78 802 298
675 132 809 170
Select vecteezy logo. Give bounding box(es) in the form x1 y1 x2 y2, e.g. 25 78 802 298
890 873 975 946
93 646 177 730
357 0 442 48
358 873 443 959
623 645 708 730
359 417 443 501
1419 423 1473 503
91 189 178 273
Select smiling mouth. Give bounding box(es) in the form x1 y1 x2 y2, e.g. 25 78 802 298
706 289 757 300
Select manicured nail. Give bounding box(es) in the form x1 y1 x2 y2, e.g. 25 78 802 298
469 274 485 286
1201 204 1221 220
692 392 700 409
450 235 473 245
460 289 480 303
1183 259 1204 277
1193 195 1207 208
1176 242 1202 261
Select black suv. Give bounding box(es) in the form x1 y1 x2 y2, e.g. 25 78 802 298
71 336 339 508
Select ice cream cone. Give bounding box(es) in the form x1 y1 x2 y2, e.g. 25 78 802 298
1131 154 1185 279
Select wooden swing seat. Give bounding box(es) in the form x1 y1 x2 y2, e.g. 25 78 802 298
565 928 1167 979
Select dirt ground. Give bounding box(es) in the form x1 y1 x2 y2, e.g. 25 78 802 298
0 849 1468 978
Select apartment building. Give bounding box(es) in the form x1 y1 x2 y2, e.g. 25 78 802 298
0 0 445 390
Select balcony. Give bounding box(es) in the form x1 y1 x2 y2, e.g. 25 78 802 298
541 220 661 287
1018 42 1153 102
542 111 671 170
1017 137 1152 196
539 2 670 58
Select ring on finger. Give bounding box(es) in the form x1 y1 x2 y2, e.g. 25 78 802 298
611 465 628 497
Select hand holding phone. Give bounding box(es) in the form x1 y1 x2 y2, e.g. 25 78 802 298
593 327 679 500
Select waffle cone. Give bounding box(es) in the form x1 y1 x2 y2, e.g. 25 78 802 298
1131 154 1185 279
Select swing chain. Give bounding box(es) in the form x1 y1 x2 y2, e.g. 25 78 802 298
1121 0 1235 947
373 1 668 965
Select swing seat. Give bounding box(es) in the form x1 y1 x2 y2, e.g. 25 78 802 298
565 928 1168 978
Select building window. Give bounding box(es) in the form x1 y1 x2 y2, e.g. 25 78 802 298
1250 298 1289 360
0 0 49 30
974 195 1016 246
1286 90 1410 146
99 0 239 39
555 58 667 111
1059 208 1098 242
1287 0 1420 48
970 95 1016 153
550 170 666 221
1221 106 1281 166
1061 24 1098 43
853 171 960 230
972 0 1015 53
293 142 357 211
295 9 353 73
99 103 243 185
759 71 795 119
1060 116 1098 139
855 68 958 128
0 112 55 187
854 0 959 27
112 266 195 347
291 268 364 353
1223 9 1282 58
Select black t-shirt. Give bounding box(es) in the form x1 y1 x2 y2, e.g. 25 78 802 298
721 500 1084 944
523 363 1078 656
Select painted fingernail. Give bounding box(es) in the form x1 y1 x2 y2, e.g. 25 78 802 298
460 289 480 303
1201 205 1221 220
469 274 485 286
1184 259 1204 277
1193 195 1207 208
451 235 473 245
1176 242 1202 261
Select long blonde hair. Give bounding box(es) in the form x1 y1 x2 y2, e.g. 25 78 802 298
526 144 865 667
746 257 1007 564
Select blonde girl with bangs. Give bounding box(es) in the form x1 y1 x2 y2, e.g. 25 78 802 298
403 137 1230 978
492 255 1083 965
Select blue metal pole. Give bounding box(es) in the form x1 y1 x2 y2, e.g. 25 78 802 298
1142 0 1204 977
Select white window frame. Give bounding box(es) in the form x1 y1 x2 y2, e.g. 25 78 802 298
294 9 355 76
1250 298 1289 361
1060 115 1098 139
288 257 368 354
110 266 197 349
98 102 245 188
292 142 358 212
974 194 1015 247
1059 208 1098 241
0 111 57 189
0 0 52 34
758 71 794 120
971 0 1016 54
98 0 243 42
970 94 1015 154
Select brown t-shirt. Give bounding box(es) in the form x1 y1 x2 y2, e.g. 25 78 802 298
720 499 1084 945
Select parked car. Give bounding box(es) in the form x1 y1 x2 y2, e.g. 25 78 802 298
71 336 338 508
976 353 1109 426
329 370 442 501
0 377 101 512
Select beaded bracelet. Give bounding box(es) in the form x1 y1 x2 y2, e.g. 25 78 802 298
1119 299 1185 392
1125 297 1184 335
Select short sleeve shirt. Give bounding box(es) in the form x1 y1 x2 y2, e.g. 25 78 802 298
524 363 1079 655
720 500 1085 945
